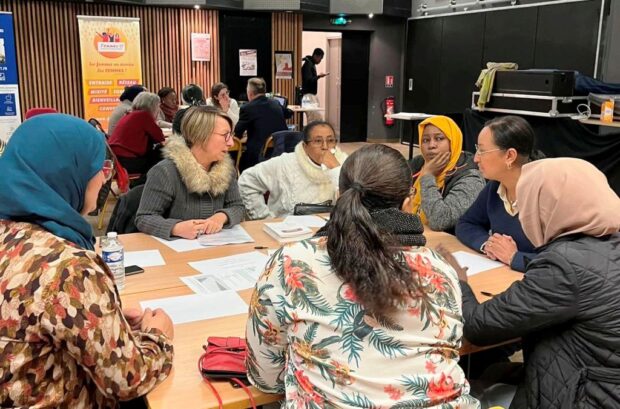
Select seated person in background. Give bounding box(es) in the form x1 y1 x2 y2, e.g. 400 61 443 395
136 106 244 240
207 82 240 127
408 115 485 233
456 115 541 272
172 83 206 135
156 86 179 128
238 120 347 219
108 92 166 180
0 114 174 408
444 158 620 409
234 77 289 171
246 144 478 408
108 84 145 135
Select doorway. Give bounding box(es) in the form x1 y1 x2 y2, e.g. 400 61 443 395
302 31 342 134
340 31 370 142
326 36 342 136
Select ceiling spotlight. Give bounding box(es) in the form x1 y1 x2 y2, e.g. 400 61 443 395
368 13 374 18
194 4 200 9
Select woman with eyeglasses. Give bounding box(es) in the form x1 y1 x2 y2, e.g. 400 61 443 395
456 115 544 272
0 114 174 408
238 120 347 219
136 106 244 240
408 115 485 233
206 82 240 127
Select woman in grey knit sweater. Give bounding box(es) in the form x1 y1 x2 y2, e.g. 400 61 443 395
408 115 485 233
136 106 244 240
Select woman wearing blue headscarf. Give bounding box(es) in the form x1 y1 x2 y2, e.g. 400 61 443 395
0 114 174 408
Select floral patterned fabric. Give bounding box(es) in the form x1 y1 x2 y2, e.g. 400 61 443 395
0 221 174 408
246 237 479 409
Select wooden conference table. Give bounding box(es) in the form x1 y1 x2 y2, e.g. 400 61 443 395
116 219 522 409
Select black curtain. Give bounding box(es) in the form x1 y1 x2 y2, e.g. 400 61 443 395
462 109 620 196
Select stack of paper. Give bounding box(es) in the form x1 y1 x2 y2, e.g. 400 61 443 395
283 215 327 228
153 225 254 252
182 251 269 294
263 221 313 243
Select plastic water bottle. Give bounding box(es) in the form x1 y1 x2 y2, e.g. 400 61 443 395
301 94 311 108
102 232 125 291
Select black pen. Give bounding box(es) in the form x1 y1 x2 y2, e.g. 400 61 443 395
254 246 268 250
480 291 495 297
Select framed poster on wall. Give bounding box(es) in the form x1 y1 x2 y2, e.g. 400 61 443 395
275 51 293 79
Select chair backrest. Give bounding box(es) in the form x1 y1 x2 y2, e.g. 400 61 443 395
270 131 303 158
25 107 57 120
88 118 108 137
107 184 145 234
261 136 274 160
228 136 243 173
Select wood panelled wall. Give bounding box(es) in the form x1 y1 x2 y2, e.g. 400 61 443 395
0 0 220 119
272 12 302 124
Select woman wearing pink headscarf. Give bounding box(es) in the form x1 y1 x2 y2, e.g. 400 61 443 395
439 158 620 409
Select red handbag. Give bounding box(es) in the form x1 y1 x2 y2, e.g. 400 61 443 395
198 337 257 409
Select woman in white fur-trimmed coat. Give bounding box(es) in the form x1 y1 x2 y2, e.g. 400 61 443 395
238 121 347 220
136 106 244 240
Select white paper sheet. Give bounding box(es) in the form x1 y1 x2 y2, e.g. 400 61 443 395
140 291 247 325
152 225 254 253
452 251 505 276
197 225 254 246
283 215 327 228
183 251 269 294
153 236 203 253
124 250 166 268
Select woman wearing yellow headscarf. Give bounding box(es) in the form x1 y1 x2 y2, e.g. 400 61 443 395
408 115 485 232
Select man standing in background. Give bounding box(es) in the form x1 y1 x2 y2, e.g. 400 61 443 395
301 48 328 123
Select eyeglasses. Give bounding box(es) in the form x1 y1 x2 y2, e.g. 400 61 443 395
474 144 503 156
308 138 337 147
102 159 114 182
214 131 233 142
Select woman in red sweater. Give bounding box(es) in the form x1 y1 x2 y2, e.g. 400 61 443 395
109 92 165 182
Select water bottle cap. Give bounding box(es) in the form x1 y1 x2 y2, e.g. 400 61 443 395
107 232 118 238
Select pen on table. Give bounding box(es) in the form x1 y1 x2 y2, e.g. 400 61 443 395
480 291 495 297
254 246 268 250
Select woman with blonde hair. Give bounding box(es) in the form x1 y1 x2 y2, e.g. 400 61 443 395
408 115 485 232
136 106 244 240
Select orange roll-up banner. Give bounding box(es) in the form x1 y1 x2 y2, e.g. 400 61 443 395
77 16 142 131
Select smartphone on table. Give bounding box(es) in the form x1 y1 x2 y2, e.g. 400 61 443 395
125 265 145 276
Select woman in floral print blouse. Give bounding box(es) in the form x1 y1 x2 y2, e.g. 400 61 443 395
246 144 479 408
0 114 174 408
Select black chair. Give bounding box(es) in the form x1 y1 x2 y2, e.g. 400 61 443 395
107 185 145 234
269 130 304 159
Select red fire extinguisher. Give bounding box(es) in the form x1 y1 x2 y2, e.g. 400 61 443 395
381 96 395 127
